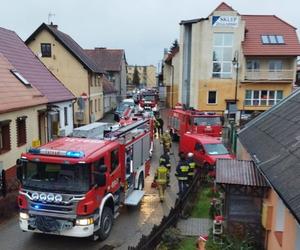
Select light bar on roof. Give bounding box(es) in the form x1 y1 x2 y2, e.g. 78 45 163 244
28 148 85 158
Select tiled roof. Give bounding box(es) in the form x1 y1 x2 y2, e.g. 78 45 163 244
241 15 300 56
214 2 235 12
103 76 117 94
0 27 74 104
26 23 105 74
239 89 300 223
85 48 125 72
0 53 48 113
165 47 179 63
216 159 268 187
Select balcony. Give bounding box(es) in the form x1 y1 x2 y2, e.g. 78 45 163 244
244 70 294 82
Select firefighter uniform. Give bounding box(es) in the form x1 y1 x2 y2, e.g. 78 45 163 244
187 153 196 184
159 152 171 186
161 132 172 152
175 159 190 196
154 119 160 138
155 165 169 202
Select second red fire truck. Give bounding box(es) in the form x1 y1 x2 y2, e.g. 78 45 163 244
17 119 152 240
168 105 223 139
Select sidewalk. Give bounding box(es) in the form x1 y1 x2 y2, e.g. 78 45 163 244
177 218 212 236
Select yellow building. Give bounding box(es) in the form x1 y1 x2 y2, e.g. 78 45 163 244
127 65 156 88
178 3 300 120
26 23 105 126
163 47 180 107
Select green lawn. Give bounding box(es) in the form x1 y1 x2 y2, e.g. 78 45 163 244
191 187 212 218
176 237 197 250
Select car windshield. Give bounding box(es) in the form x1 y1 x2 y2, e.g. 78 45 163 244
122 101 134 107
117 104 129 112
203 143 229 155
21 161 90 193
193 117 221 126
143 95 155 101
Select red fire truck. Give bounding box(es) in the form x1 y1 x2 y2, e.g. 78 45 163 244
17 119 152 240
139 91 159 112
168 106 223 139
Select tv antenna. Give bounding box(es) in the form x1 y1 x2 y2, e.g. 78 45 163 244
48 12 55 24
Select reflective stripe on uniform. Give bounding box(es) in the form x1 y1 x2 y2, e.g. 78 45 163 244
189 162 196 169
177 176 188 180
180 165 189 172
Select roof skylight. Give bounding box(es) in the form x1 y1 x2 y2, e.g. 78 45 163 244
10 69 31 87
261 35 285 44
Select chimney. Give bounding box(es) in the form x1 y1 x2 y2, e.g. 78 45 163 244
50 22 58 29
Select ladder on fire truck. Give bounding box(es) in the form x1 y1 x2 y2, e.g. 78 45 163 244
105 118 151 206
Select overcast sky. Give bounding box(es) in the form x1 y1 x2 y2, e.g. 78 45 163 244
0 0 299 67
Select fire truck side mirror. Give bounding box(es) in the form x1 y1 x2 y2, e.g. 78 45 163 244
16 159 23 183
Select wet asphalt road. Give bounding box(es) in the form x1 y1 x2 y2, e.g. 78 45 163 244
0 108 180 250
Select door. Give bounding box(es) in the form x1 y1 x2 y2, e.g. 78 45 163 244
109 147 122 193
38 111 46 144
194 141 205 166
125 146 134 194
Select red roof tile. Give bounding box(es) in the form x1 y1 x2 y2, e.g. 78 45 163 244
0 27 74 103
102 76 117 94
85 48 125 72
214 2 235 12
241 15 300 56
0 53 48 114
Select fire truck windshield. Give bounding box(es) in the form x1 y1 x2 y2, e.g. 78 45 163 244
203 144 229 155
22 161 90 193
192 116 221 126
143 95 155 101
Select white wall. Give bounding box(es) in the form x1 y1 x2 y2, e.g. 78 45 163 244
56 101 74 136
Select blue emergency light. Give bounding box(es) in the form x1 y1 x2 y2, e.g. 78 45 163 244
28 148 85 158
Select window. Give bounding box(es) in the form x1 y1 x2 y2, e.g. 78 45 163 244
246 60 260 72
269 60 283 72
64 107 68 126
95 100 97 113
110 149 119 173
244 90 283 106
95 157 105 172
41 43 51 57
0 121 11 154
98 98 101 111
194 143 203 152
10 70 30 87
212 33 233 78
16 117 27 147
261 35 285 44
208 91 217 104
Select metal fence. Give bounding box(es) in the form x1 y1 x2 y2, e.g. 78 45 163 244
128 173 202 250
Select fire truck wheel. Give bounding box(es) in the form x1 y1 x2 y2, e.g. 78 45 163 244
98 207 113 241
138 173 144 190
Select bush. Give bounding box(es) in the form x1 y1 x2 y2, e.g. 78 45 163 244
160 227 182 249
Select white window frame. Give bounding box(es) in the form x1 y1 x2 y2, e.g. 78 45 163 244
207 90 217 104
244 90 283 106
212 33 233 79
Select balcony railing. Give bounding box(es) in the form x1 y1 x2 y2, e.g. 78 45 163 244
244 70 294 81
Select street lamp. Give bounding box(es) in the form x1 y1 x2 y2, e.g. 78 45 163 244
232 51 239 103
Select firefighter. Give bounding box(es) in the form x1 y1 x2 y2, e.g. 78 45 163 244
187 152 196 185
154 164 169 202
175 152 190 197
156 116 164 136
159 147 171 186
154 117 160 138
160 130 172 152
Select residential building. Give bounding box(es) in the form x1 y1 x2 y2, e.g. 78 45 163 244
103 77 117 113
127 65 156 88
26 23 105 126
0 26 75 191
238 88 300 250
162 47 180 107
85 48 127 101
178 2 300 120
0 27 74 145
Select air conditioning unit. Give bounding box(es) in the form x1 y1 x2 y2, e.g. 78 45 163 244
58 128 66 137
75 111 84 121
